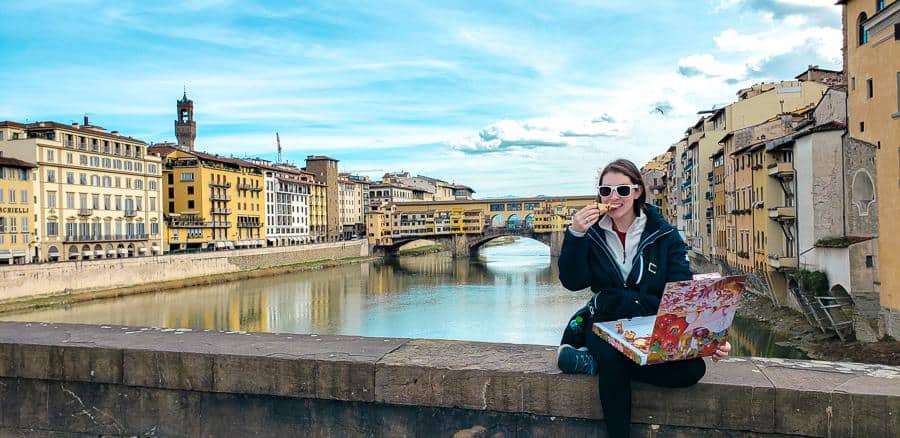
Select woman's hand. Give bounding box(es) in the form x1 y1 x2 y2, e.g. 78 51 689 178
711 341 731 361
571 203 603 233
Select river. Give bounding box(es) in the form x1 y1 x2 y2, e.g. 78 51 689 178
1 238 806 358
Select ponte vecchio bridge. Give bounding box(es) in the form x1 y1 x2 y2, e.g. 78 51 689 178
366 195 595 257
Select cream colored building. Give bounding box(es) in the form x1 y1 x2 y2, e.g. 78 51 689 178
1 119 164 261
338 173 368 239
840 0 900 335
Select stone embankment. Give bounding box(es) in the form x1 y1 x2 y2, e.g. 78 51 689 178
0 321 897 436
0 241 370 313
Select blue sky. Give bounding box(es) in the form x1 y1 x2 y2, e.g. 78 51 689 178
0 0 842 197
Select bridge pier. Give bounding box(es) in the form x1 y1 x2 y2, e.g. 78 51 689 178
451 234 472 258
547 231 564 257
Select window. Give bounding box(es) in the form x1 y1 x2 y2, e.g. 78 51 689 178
20 190 27 204
877 0 886 12
79 173 87 185
187 200 195 209
187 186 194 195
149 197 156 212
136 198 142 211
47 169 55 183
148 180 157 191
46 149 54 162
180 172 194 182
858 13 868 45
66 192 74 209
8 189 14 203
46 191 56 208
860 121 865 132
47 222 58 236
92 194 100 209
866 255 875 268
867 78 874 98
104 195 111 210
66 172 74 184
66 153 73 164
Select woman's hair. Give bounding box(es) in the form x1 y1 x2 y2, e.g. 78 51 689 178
598 158 647 215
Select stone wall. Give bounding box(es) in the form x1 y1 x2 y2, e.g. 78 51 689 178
0 241 368 305
0 322 897 437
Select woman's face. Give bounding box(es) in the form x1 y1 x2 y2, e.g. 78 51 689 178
599 171 642 220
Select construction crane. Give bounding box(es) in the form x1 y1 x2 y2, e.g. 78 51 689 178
276 132 282 164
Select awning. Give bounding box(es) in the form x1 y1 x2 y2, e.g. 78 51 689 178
138 248 147 253
94 250 104 256
118 248 127 254
151 247 159 253
215 242 225 248
225 242 234 249
82 251 92 257
48 247 60 255
107 249 116 255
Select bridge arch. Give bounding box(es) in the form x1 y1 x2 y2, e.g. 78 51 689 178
523 213 535 230
490 214 505 228
507 214 521 230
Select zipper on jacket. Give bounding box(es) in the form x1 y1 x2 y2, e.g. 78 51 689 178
586 228 627 287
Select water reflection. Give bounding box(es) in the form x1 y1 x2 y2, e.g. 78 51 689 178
1 238 805 357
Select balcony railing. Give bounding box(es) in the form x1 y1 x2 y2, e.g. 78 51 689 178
209 182 232 189
64 234 148 243
767 255 798 271
77 208 93 216
237 183 262 192
767 162 795 178
237 222 262 228
768 206 796 221
210 194 231 201
211 208 232 215
124 209 137 217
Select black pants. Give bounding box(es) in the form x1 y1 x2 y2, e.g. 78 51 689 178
583 325 706 438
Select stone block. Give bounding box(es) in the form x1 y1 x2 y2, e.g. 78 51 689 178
377 340 562 415
120 386 202 437
830 376 900 437
0 377 50 430
213 354 316 398
46 381 126 435
315 359 375 402
124 350 213 392
199 392 309 437
753 359 858 436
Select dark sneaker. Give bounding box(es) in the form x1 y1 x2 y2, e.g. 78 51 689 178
557 344 598 375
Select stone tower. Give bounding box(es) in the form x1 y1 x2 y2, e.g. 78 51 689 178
175 92 196 150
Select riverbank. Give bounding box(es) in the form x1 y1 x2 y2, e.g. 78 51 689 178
737 292 900 365
0 241 372 315
0 255 380 315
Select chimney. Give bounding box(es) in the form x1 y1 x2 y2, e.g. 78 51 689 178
83 115 89 126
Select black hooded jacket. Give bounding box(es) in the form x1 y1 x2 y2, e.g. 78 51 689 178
558 204 693 323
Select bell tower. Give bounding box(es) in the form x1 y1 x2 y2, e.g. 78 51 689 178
175 90 196 150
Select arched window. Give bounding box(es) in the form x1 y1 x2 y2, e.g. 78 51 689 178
851 169 876 216
877 0 886 12
858 13 869 45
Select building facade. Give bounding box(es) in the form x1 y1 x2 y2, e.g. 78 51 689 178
249 160 312 246
0 155 36 264
150 147 265 251
2 119 164 262
305 156 339 242
338 174 368 239
840 0 900 335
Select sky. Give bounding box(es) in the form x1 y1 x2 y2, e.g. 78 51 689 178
0 0 843 197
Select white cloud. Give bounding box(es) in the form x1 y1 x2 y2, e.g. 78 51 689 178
449 115 626 154
677 54 748 79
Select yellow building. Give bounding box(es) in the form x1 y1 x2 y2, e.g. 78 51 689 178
308 178 327 243
641 152 670 215
840 0 900 333
1 119 164 261
0 156 37 264
149 146 265 251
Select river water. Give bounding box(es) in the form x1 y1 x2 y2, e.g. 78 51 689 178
1 238 805 358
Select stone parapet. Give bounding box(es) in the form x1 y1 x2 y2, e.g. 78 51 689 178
0 321 897 436
0 240 368 305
